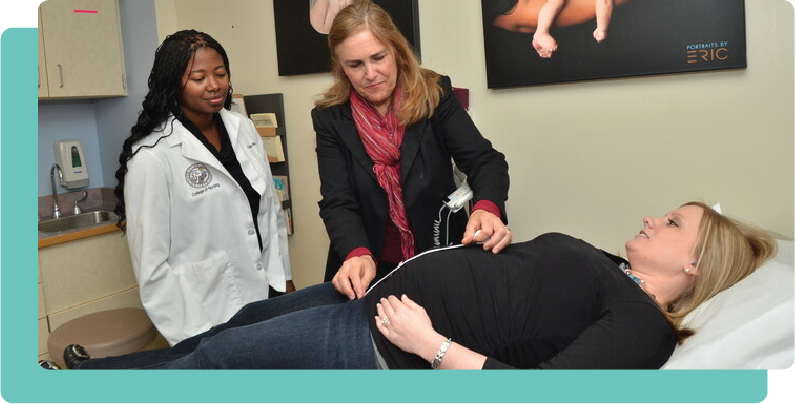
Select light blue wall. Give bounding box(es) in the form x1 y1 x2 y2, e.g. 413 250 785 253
37 0 159 196
95 0 159 190
38 101 103 195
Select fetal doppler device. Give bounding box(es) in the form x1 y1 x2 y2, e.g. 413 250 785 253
433 181 474 248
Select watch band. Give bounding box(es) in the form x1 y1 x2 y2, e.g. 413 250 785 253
431 338 452 369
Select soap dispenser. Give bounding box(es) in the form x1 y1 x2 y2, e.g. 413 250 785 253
53 139 89 189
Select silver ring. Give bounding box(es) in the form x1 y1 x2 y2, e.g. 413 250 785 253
380 317 389 325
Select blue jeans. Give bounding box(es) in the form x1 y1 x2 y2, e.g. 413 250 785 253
80 283 377 369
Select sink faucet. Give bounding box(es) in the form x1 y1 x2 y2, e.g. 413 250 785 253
50 163 64 219
73 191 88 215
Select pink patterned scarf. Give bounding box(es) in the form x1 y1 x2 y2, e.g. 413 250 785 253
350 89 416 260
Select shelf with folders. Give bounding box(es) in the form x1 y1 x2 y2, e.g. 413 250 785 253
236 93 293 235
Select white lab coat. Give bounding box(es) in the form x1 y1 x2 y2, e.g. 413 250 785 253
124 109 291 345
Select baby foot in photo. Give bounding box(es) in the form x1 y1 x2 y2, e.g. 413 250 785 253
532 33 558 58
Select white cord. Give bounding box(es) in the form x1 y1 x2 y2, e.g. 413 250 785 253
365 243 465 296
445 209 453 246
433 204 446 248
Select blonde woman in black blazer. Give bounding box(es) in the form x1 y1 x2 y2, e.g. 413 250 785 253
312 2 510 300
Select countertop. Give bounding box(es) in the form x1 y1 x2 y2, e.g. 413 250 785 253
38 223 121 249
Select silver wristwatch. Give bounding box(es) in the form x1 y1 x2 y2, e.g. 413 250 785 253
431 338 452 369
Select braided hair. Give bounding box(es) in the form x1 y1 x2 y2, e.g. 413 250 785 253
113 30 233 231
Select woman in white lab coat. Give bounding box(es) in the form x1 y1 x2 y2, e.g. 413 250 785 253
111 30 293 346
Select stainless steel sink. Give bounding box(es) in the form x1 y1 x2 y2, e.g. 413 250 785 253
39 210 119 234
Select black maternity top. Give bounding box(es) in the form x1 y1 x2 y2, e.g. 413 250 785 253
366 232 677 369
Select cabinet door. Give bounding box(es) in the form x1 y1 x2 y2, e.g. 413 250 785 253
38 11 49 98
39 0 127 98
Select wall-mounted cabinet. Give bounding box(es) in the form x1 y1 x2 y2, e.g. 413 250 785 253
38 0 127 99
37 11 49 99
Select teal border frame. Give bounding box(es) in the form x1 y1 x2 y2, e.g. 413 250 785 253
1 27 769 403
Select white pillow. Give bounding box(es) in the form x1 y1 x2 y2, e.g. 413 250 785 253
662 238 794 369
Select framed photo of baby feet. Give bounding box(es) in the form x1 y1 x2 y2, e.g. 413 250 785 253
481 0 747 88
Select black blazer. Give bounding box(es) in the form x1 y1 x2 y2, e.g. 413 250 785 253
312 76 509 280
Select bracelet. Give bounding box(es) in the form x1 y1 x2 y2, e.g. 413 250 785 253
431 338 452 370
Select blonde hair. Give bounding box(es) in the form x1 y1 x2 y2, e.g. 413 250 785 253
314 0 442 126
666 201 777 331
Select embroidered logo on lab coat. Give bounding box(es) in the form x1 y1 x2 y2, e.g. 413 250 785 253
185 163 212 188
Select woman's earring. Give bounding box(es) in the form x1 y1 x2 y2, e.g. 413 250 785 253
684 268 691 274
